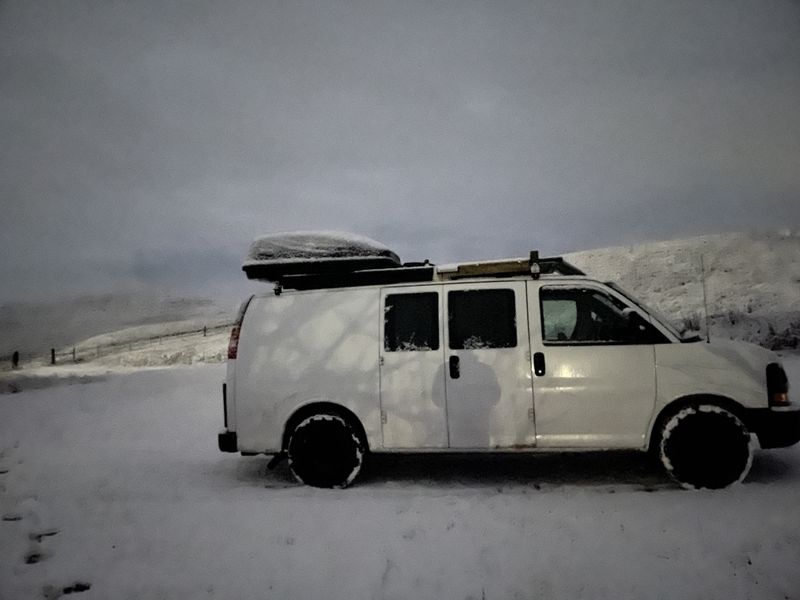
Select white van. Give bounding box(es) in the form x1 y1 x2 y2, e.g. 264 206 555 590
218 234 798 489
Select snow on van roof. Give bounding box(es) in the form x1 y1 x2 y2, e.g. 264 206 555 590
242 232 404 281
244 231 400 264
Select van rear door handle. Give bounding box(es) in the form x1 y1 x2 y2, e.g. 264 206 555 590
449 355 460 379
533 352 546 376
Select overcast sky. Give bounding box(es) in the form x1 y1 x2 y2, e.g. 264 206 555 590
1 0 799 302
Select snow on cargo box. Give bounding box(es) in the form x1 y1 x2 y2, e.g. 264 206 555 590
242 231 401 281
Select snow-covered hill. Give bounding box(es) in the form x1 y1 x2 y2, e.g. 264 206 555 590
0 293 232 357
565 230 800 348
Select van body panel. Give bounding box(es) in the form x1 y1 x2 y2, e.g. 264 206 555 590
235 288 382 453
530 344 657 448
653 340 771 411
224 359 238 432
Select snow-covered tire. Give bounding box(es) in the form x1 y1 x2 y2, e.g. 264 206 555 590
287 413 365 488
659 404 756 489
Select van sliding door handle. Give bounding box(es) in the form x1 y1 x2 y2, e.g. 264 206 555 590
533 352 546 377
449 355 460 379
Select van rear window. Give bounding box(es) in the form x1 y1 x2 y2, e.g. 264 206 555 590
384 293 439 351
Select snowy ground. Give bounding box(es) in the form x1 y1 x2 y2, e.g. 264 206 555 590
1 360 799 600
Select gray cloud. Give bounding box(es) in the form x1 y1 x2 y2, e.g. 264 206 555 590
1 0 799 302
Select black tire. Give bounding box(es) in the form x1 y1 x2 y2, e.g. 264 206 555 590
659 404 755 489
287 413 365 488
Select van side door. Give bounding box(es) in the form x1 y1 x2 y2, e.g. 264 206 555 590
444 281 535 449
529 282 661 448
379 286 448 448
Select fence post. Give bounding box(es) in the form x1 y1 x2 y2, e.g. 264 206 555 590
12 351 19 369
51 348 56 365
72 347 76 362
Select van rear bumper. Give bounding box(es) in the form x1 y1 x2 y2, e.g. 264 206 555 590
747 407 800 449
218 430 238 453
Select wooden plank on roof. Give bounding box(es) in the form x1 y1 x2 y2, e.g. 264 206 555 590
447 259 530 279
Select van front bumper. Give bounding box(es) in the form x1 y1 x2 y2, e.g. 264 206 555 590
218 430 238 453
747 407 800 449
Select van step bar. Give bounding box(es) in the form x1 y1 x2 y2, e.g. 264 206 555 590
270 252 584 292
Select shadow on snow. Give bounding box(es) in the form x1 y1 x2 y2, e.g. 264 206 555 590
223 448 799 491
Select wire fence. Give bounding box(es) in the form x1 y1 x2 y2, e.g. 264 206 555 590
0 322 234 372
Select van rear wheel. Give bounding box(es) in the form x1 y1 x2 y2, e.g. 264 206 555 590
659 404 755 489
287 413 365 488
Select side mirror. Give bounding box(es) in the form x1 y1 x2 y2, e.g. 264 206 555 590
622 307 639 323
622 308 655 342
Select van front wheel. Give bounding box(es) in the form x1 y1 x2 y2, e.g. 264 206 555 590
287 413 365 488
659 404 755 489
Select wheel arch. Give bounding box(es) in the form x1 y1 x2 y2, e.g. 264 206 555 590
281 401 369 452
647 394 749 453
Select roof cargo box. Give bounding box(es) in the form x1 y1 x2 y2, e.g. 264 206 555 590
243 231 401 281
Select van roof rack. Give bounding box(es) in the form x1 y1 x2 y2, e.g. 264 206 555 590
269 251 584 292
436 251 584 280
275 265 435 292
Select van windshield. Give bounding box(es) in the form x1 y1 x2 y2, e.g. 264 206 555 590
605 282 698 342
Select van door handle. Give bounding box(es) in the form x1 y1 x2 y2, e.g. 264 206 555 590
449 355 460 379
533 352 546 376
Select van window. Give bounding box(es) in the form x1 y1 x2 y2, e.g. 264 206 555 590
448 289 517 349
384 292 439 351
540 287 638 344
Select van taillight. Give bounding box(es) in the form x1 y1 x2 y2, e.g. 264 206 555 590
228 295 254 361
228 325 241 360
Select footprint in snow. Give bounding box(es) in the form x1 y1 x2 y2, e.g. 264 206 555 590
24 529 59 565
0 446 18 482
61 582 92 595
30 528 60 543
42 582 92 599
25 548 52 564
